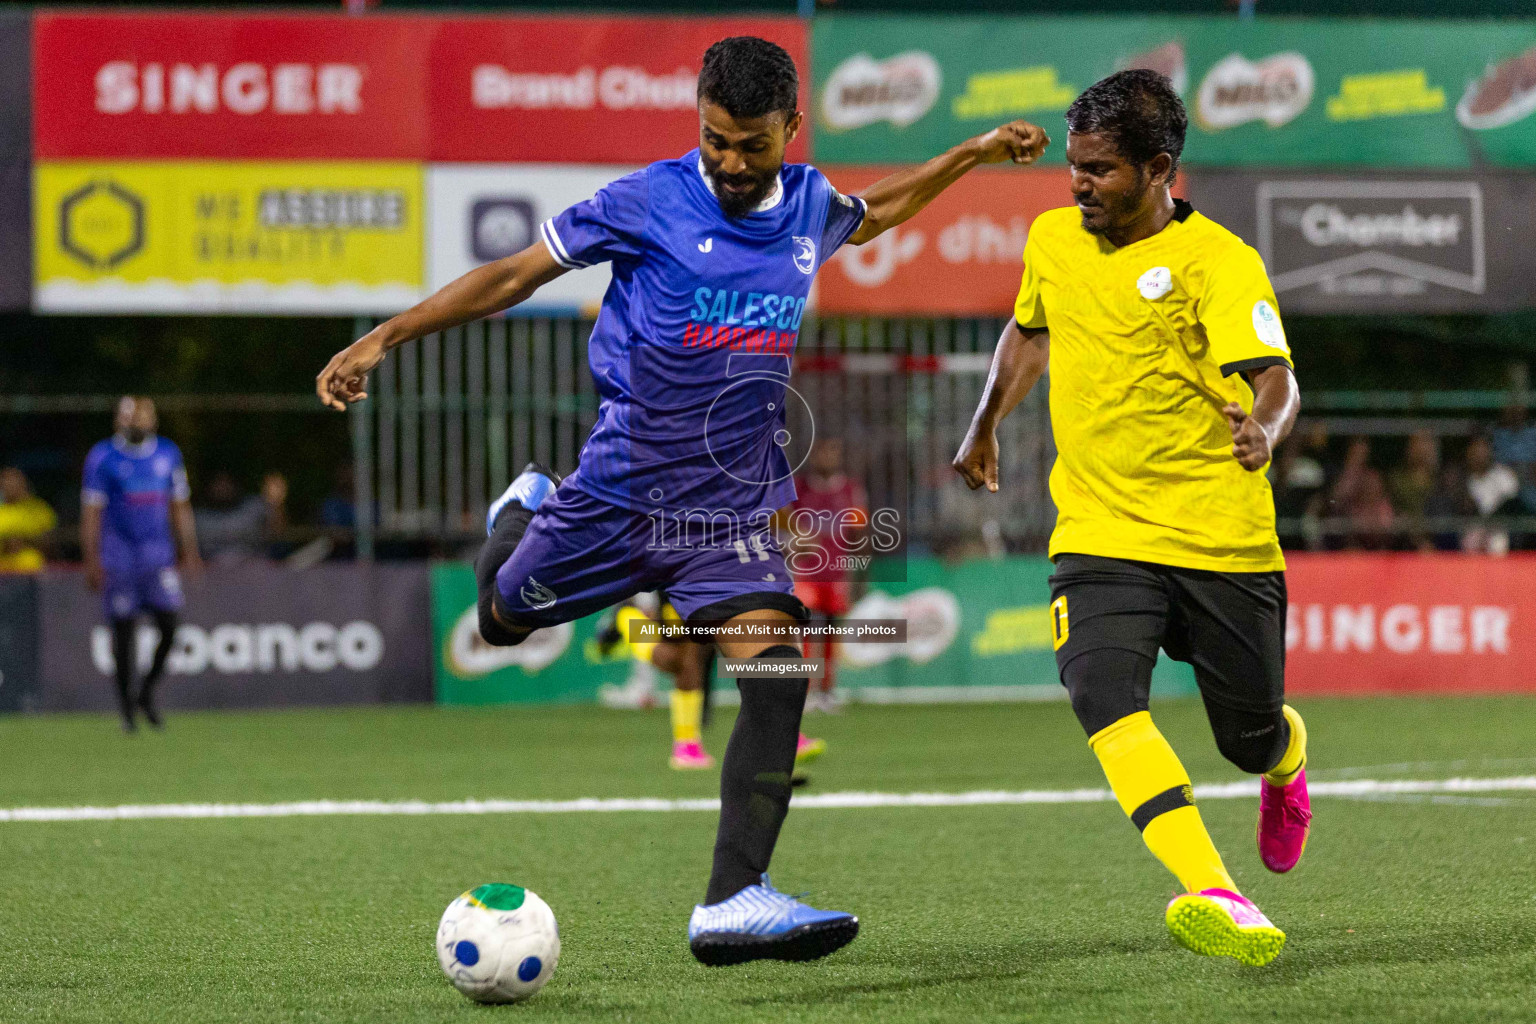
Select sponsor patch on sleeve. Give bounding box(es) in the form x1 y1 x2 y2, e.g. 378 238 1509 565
1252 299 1288 350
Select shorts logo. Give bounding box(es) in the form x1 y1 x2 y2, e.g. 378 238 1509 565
1051 595 1070 650
520 576 557 611
792 236 816 275
1137 266 1172 300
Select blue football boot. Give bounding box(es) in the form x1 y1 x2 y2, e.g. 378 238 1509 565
486 463 560 536
687 874 859 966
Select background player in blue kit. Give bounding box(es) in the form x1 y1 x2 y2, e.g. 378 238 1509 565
317 37 1048 966
81 397 202 732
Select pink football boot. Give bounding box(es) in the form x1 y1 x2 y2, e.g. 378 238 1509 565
1258 767 1312 873
670 740 715 770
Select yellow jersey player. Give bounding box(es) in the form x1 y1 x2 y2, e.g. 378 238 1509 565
954 70 1310 967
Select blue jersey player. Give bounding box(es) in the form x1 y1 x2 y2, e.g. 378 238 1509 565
318 37 1048 966
81 397 202 732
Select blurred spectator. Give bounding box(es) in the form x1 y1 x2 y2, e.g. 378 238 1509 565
0 466 57 573
1270 427 1331 549
320 464 357 531
1423 462 1474 552
1271 437 1327 518
1328 437 1393 549
1491 400 1536 466
194 471 289 563
1463 433 1519 555
1296 421 1336 480
1386 430 1439 551
1492 401 1536 514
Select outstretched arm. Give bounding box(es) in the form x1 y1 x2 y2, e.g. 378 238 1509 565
317 242 569 411
848 121 1049 246
953 321 1050 492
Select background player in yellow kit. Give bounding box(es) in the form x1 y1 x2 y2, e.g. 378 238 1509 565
599 596 824 771
954 70 1311 967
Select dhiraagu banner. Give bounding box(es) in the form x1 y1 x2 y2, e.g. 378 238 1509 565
34 160 424 314
431 558 1196 706
813 15 1536 169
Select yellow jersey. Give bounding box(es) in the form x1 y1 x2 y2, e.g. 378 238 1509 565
0 495 56 574
1014 201 1292 573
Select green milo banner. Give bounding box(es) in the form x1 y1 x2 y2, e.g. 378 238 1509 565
431 559 1195 705
813 15 1536 169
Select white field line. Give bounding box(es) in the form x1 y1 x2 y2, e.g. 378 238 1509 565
0 776 1532 824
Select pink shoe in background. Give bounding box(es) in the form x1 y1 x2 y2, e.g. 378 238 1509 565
1258 768 1312 873
670 740 715 770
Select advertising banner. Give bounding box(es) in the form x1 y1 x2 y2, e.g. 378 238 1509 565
813 15 1536 169
33 12 433 160
0 9 29 312
32 12 806 165
427 16 808 164
1284 554 1536 695
817 166 1068 315
1185 170 1536 313
431 558 1195 705
36 564 433 712
34 160 424 314
426 164 638 311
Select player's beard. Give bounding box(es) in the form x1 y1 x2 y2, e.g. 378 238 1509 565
701 156 778 219
1079 168 1149 237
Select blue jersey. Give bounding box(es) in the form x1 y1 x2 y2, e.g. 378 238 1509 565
540 151 866 522
81 435 189 572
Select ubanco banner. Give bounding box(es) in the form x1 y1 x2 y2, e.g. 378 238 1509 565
34 160 423 314
814 15 1536 169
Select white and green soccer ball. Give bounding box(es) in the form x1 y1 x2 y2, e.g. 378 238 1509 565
436 883 561 1004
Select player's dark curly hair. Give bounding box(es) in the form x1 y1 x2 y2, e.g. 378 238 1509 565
698 36 799 121
1065 69 1187 185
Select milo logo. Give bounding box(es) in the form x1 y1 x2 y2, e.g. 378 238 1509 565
821 51 942 131
1196 52 1314 130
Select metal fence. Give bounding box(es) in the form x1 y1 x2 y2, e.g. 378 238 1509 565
349 315 1057 558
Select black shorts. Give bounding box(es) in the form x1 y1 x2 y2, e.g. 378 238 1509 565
1049 553 1286 718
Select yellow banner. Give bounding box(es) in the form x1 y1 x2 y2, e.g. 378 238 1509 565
35 161 423 313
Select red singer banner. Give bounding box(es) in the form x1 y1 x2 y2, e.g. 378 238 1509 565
816 167 1071 316
1283 554 1536 695
427 16 808 164
33 12 434 160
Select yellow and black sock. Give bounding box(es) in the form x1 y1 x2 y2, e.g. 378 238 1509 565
1090 711 1236 894
1264 705 1308 786
671 687 704 745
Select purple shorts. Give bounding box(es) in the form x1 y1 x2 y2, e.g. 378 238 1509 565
494 484 804 628
104 566 185 620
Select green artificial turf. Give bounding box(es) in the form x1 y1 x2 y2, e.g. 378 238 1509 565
0 696 1533 1023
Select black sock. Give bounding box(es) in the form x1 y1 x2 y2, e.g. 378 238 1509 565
110 618 137 721
139 611 178 704
475 504 534 646
706 644 808 904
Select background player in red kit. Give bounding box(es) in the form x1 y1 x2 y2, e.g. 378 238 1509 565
790 438 868 714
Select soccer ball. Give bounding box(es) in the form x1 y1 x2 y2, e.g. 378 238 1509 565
436 883 561 1003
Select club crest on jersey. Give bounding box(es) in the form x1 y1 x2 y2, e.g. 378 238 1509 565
1137 266 1173 300
520 576 557 611
792 236 816 275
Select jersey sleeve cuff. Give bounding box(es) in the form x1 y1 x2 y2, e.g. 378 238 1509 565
81 489 106 507
539 219 588 270
1219 355 1292 379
